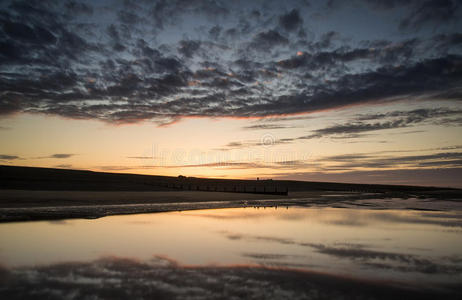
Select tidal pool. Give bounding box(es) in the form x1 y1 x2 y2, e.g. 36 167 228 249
1 207 462 299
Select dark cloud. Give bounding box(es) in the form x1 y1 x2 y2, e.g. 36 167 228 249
0 96 22 115
217 107 462 151
209 25 221 40
363 0 414 10
279 9 303 31
319 151 462 171
399 0 462 31
242 124 296 130
158 161 296 170
323 154 371 161
215 137 297 151
2 20 56 44
153 159 311 170
301 107 462 139
0 154 20 160
242 253 293 260
34 153 75 159
164 162 255 168
315 31 340 49
0 0 461 125
118 10 142 25
433 33 462 50
356 108 462 122
207 139 462 179
50 153 74 159
106 24 120 41
64 1 93 15
301 121 407 139
148 0 229 30
54 164 72 168
226 141 242 147
281 168 462 187
250 30 289 50
178 40 201 58
293 55 462 114
328 0 461 32
278 38 419 69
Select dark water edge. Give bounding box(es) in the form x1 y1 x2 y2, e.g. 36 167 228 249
2 193 462 223
1 256 460 300
0 200 254 222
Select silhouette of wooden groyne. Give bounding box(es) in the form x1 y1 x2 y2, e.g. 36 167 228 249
162 181 289 196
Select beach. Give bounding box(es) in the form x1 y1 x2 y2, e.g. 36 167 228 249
2 188 462 222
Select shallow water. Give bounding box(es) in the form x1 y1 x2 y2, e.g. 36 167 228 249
1 207 462 293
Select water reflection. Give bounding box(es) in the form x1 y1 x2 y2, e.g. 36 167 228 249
3 256 459 300
0 207 461 294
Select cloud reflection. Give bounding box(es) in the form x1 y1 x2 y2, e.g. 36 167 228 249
1 256 460 300
218 229 462 276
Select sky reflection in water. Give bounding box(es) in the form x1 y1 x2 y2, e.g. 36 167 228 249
1 207 461 290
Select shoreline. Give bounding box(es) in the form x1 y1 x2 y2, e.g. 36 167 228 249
0 199 291 223
0 189 288 222
2 189 462 222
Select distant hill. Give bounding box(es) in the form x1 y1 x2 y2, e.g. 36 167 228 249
1 165 456 194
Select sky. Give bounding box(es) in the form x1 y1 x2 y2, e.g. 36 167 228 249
0 0 462 187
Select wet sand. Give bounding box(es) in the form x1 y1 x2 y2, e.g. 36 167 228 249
0 190 281 222
1 189 461 222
